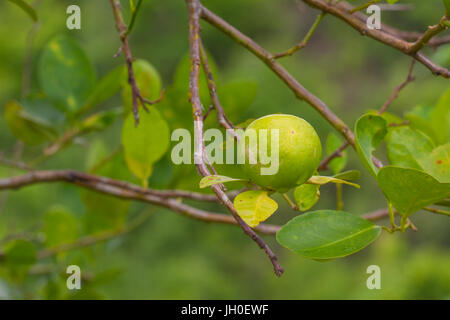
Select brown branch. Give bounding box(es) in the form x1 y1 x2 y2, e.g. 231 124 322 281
109 0 164 126
301 0 450 78
186 0 284 277
0 170 279 235
378 59 415 114
201 5 356 146
199 40 239 139
337 1 450 48
200 2 386 171
409 16 449 54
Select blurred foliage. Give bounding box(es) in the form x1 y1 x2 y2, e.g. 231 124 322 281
0 0 449 299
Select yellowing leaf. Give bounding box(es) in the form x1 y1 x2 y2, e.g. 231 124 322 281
306 176 360 188
233 190 278 227
5 101 56 145
199 175 248 188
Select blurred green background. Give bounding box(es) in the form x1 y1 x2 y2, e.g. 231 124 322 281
0 0 449 299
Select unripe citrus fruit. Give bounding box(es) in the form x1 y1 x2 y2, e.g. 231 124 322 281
238 114 322 192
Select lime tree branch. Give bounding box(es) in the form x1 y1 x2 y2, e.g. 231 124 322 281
337 1 450 48
109 0 164 126
200 5 356 147
186 0 284 277
301 0 450 78
0 170 278 234
200 2 385 170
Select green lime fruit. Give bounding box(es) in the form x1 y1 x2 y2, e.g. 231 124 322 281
238 114 322 192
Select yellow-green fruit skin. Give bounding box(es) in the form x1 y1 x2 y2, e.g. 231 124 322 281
238 114 322 192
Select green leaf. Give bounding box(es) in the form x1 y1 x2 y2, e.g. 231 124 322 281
42 206 78 247
430 88 450 145
326 133 347 174
79 65 126 114
333 170 361 181
276 210 381 259
377 166 450 216
405 105 438 144
422 143 450 183
3 240 36 266
199 175 248 188
122 60 162 116
122 107 169 184
3 240 37 280
8 0 38 22
355 114 387 177
387 0 399 4
233 190 278 227
306 176 360 188
294 184 320 211
5 101 57 145
218 80 258 121
79 108 121 133
38 36 96 113
386 126 435 170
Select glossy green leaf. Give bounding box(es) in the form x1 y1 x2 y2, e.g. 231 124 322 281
294 184 320 211
8 0 38 22
355 114 387 177
276 210 381 259
233 190 278 227
326 133 347 174
386 126 435 170
122 60 162 116
199 175 248 188
306 176 360 188
42 206 78 247
333 170 361 181
80 65 126 114
377 166 450 216
5 101 57 145
38 36 96 113
422 143 450 183
122 107 169 184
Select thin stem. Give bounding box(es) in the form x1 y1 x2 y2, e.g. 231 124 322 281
274 12 326 59
349 0 380 14
282 193 298 210
378 59 415 114
423 207 450 217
